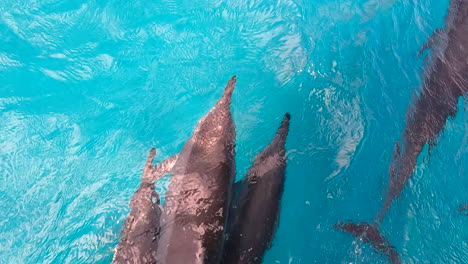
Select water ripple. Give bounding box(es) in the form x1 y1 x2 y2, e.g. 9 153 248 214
1 0 466 263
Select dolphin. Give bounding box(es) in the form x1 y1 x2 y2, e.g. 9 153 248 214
112 148 177 264
336 1 468 263
222 113 290 264
157 76 237 264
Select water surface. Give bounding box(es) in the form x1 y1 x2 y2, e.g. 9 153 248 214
1 0 467 263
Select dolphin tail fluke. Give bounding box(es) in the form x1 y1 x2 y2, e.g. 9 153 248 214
334 222 402 264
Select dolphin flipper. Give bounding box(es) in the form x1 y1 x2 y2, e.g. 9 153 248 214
418 28 443 56
142 153 179 183
334 222 402 264
141 148 157 179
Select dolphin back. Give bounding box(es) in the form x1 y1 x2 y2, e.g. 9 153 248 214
335 3 468 263
113 149 163 264
222 113 290 264
396 0 468 203
158 77 237 264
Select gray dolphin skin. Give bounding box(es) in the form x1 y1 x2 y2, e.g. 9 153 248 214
336 1 468 263
112 149 163 264
156 76 237 264
222 113 290 264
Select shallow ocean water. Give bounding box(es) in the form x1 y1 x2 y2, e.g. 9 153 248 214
1 0 468 263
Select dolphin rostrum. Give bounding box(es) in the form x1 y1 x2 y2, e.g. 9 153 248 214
112 148 177 264
157 76 237 264
222 113 290 264
336 1 468 263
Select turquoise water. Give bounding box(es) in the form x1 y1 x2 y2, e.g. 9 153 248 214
1 0 468 263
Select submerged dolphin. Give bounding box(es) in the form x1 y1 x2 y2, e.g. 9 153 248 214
157 76 237 264
336 1 468 263
222 113 290 264
112 149 177 264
